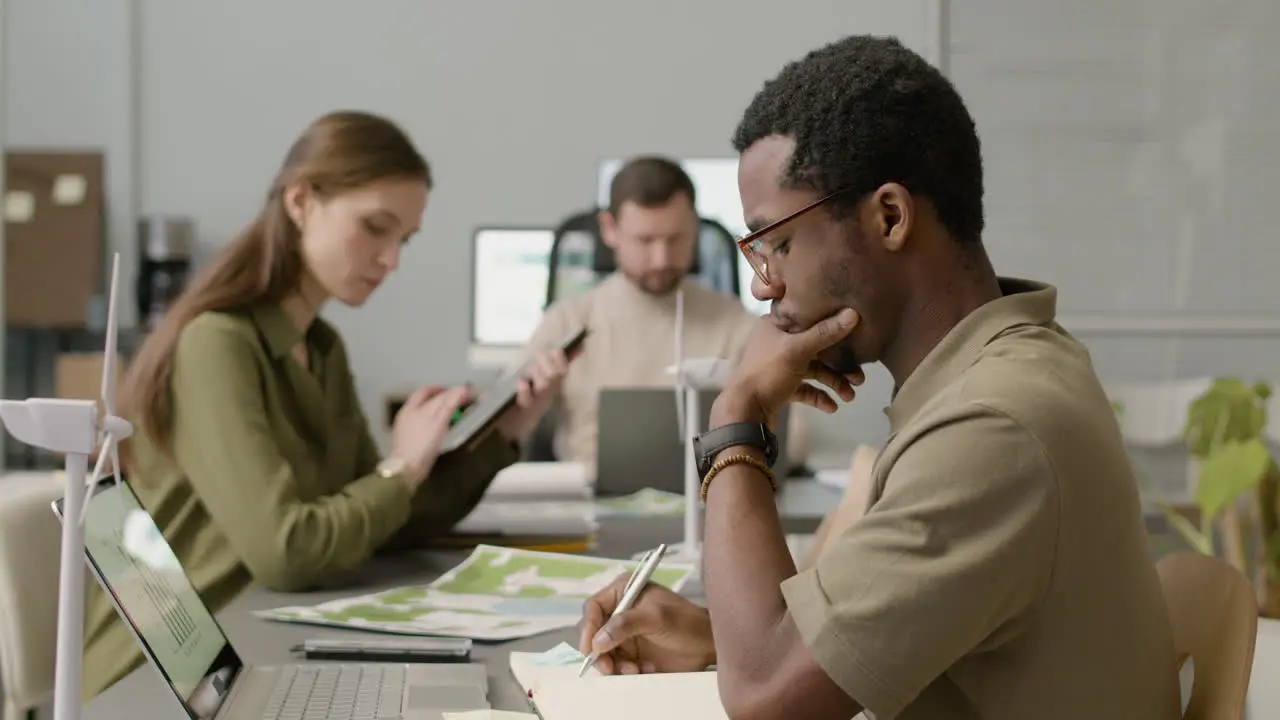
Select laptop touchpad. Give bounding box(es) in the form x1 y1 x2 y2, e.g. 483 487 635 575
406 684 489 710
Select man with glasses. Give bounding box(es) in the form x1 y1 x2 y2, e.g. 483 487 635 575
577 35 1182 720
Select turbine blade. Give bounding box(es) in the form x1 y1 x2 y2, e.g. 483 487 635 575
102 253 122 415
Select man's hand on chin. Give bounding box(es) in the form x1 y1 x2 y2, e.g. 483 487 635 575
712 310 866 431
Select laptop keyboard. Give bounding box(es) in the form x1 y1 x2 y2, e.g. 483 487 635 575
262 664 405 720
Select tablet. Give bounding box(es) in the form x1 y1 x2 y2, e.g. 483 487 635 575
439 326 588 453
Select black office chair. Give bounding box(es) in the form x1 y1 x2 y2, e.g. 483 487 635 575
542 209 741 307
522 209 742 462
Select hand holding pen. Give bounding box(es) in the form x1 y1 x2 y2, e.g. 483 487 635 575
578 544 667 676
577 544 717 676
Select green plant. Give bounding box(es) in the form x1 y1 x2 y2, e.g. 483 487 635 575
1158 379 1278 579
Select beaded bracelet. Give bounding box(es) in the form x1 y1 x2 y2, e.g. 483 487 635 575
699 452 777 502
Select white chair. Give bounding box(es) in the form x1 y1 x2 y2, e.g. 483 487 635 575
0 472 66 720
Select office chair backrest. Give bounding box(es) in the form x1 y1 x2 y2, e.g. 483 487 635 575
545 208 740 306
1156 552 1257 719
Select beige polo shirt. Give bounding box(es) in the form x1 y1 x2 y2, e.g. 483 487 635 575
781 278 1182 720
522 272 756 468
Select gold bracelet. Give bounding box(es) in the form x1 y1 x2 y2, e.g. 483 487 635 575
699 453 777 503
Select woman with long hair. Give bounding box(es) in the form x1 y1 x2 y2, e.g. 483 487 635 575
81 110 567 698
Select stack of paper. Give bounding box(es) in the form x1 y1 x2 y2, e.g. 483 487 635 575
256 545 695 642
443 462 597 551
510 643 728 720
484 462 592 500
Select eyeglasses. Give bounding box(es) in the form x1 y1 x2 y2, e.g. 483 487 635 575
736 187 855 286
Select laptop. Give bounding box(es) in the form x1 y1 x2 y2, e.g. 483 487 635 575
54 478 491 720
595 387 791 497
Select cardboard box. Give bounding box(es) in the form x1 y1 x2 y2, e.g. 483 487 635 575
4 152 105 327
55 352 124 418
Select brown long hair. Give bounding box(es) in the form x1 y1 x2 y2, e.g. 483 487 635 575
120 110 432 466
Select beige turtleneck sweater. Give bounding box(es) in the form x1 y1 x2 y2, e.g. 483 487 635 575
519 272 758 470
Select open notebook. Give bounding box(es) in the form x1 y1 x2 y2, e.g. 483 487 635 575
509 650 728 720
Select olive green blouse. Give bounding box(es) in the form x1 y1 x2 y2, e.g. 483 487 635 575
82 304 518 699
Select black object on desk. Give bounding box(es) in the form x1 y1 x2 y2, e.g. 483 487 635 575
439 325 588 453
292 636 473 663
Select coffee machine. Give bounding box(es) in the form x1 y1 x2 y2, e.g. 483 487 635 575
136 216 195 330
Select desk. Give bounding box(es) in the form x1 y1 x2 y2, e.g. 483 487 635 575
86 552 565 718
84 482 839 718
73 479 1276 718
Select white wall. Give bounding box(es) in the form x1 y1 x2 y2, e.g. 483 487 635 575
951 0 1280 386
2 0 136 322
3 0 932 453
5 0 1279 460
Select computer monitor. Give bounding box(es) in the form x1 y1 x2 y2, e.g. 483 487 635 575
597 157 768 316
470 227 555 351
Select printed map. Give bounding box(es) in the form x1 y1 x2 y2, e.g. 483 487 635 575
256 545 693 641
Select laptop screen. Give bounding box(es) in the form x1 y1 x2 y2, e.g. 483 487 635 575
61 479 243 719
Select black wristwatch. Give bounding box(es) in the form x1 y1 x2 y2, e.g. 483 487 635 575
693 422 778 477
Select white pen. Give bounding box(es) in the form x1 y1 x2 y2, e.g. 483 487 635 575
578 543 668 677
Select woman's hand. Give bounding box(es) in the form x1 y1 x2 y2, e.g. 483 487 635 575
494 348 571 445
578 573 716 675
388 384 471 489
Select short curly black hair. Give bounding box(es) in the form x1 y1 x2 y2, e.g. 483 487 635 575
732 35 984 244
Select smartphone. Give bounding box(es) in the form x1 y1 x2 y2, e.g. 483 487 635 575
294 636 473 663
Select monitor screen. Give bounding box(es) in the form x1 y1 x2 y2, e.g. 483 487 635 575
68 480 241 719
471 228 555 346
597 157 768 316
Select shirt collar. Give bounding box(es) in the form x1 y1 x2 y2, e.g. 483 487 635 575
250 303 336 358
884 277 1059 432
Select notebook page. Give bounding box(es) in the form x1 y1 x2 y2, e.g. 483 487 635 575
531 670 728 720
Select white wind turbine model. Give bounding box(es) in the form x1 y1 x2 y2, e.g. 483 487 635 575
0 252 132 720
664 288 734 572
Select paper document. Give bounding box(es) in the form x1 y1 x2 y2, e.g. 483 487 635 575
534 671 728 720
430 545 692 597
485 462 590 499
257 545 694 641
254 587 572 641
512 648 727 720
594 488 684 517
455 500 597 536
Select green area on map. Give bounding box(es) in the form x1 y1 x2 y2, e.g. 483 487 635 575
317 603 494 624
431 547 688 598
